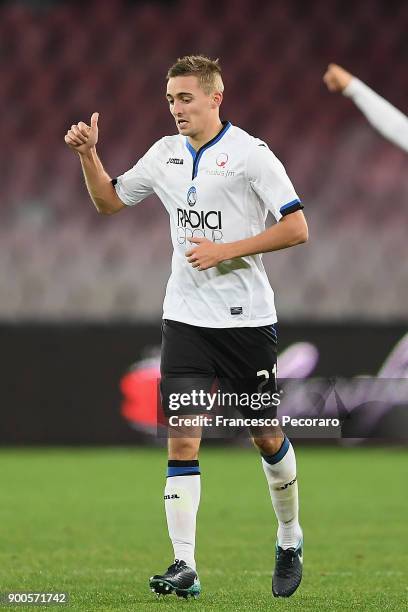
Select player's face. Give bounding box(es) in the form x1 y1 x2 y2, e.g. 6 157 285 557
166 76 217 138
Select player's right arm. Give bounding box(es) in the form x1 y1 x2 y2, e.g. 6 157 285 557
64 112 125 214
323 63 408 153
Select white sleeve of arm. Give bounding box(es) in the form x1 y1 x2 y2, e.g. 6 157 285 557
344 78 408 153
247 141 303 222
112 140 160 206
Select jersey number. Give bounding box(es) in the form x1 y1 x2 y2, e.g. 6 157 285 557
256 365 277 393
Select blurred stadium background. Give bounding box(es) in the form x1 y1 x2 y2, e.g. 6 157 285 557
0 0 407 443
1 0 408 321
0 0 407 608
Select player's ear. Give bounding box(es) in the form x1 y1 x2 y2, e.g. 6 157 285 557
211 92 223 108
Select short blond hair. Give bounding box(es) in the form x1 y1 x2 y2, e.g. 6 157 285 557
166 55 224 95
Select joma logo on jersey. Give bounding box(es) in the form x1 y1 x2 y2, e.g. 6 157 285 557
177 208 222 230
164 494 180 499
167 158 184 165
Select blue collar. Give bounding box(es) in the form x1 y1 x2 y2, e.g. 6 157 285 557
185 121 231 179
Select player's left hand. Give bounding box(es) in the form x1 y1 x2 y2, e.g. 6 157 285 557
186 237 226 271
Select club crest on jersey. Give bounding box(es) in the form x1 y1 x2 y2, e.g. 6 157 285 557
216 153 228 168
187 186 197 207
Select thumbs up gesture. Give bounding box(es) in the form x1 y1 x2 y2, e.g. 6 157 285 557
64 112 99 154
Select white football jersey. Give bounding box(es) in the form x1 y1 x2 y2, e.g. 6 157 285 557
113 122 303 328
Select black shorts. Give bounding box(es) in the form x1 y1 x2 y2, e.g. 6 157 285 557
160 319 278 419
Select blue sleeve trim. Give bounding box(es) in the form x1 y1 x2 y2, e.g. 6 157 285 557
280 199 301 212
280 199 304 217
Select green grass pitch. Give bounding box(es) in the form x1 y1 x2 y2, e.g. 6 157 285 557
0 446 406 611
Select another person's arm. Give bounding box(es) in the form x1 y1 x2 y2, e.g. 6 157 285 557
64 112 125 214
323 64 408 153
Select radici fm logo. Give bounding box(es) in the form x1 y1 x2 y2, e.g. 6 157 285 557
206 153 235 177
216 152 228 167
187 185 197 207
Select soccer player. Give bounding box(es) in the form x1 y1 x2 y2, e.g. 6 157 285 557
64 55 308 599
323 63 408 152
